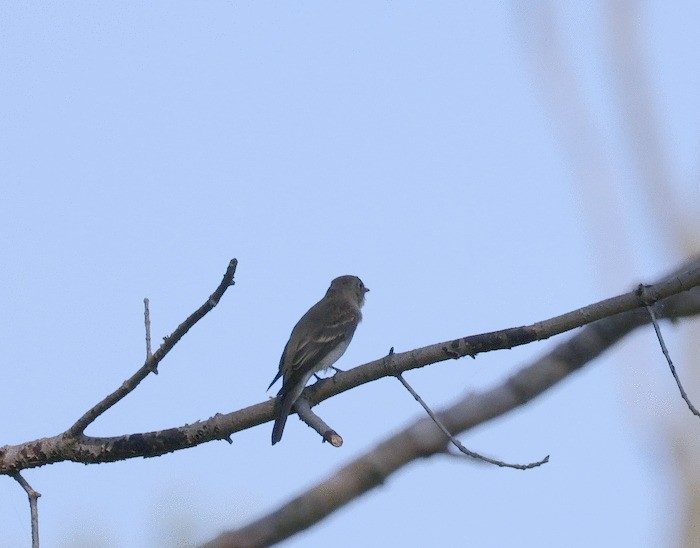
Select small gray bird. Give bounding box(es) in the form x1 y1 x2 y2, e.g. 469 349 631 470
268 275 369 445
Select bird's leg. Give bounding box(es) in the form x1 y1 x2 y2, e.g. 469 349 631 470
314 366 343 383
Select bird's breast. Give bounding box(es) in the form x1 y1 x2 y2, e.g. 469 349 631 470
314 338 351 373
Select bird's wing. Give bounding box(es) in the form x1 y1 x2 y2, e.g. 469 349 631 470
285 298 359 374
266 339 289 390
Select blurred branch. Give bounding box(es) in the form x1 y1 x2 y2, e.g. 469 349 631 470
1 256 699 475
606 5 700 548
517 0 633 279
203 255 700 548
607 2 697 254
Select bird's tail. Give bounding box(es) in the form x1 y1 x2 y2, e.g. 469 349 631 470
271 391 296 445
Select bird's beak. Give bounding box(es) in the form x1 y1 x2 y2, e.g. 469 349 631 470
364 287 370 293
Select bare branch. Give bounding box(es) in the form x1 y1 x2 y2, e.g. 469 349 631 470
66 258 238 437
638 285 700 418
201 256 700 547
144 297 153 362
1 257 698 476
395 372 548 470
294 398 343 447
11 472 40 548
302 262 700 406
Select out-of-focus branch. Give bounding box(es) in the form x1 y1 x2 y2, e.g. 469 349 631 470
517 0 633 281
203 255 700 548
607 2 696 253
605 5 700 548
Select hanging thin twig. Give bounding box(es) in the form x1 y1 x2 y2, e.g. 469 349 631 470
638 284 700 417
395 370 548 470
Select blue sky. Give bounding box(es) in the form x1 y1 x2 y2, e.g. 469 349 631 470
1 3 698 547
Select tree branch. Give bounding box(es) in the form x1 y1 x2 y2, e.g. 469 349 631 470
144 297 153 361
66 258 238 437
1 257 698 475
294 397 343 447
11 472 40 548
395 371 548 469
201 255 700 547
639 285 700 417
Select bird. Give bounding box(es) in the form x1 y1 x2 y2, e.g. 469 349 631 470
268 275 369 445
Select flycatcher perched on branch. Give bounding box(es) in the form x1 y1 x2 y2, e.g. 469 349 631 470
268 275 369 445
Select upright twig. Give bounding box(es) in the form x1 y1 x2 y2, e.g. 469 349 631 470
11 472 40 548
66 258 238 437
144 297 153 362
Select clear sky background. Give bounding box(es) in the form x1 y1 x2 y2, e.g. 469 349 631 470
1 3 699 547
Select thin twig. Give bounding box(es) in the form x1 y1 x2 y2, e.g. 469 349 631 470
144 297 153 362
395 373 548 470
638 284 700 417
66 258 238 436
11 472 40 548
